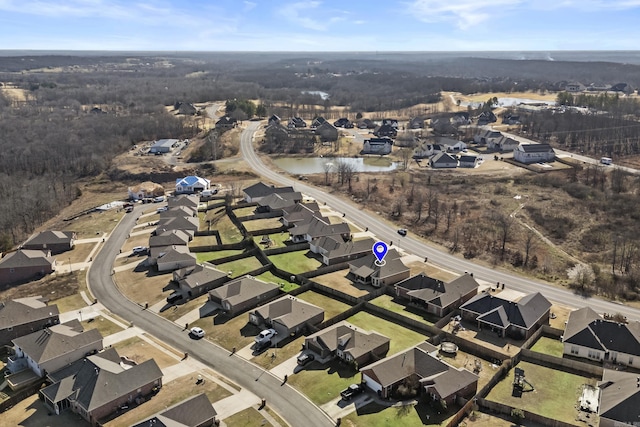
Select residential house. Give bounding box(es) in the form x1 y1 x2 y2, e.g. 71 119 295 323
473 129 503 145
255 191 302 214
435 137 466 153
597 369 640 427
495 136 520 152
348 249 410 288
175 263 229 298
562 307 640 367
409 116 426 129
249 295 324 338
41 348 162 426
242 182 295 203
460 292 551 340
360 342 478 402
149 229 192 249
160 205 198 219
289 215 350 244
431 117 458 136
22 231 76 254
357 119 376 129
167 194 199 209
458 155 479 168
311 117 327 128
0 249 56 285
611 83 634 95
154 245 197 272
315 121 339 142
8 319 103 378
0 297 59 347
477 111 497 125
513 143 556 164
430 152 458 168
208 275 280 316
264 123 315 153
333 118 353 128
216 115 237 130
132 393 217 427
288 116 307 128
305 321 390 368
502 114 521 125
362 137 393 155
149 139 178 154
310 236 375 266
565 82 585 92
268 114 281 126
452 112 471 125
382 119 399 129
280 202 322 227
413 143 444 159
394 273 479 317
156 216 199 237
128 181 164 201
177 102 197 116
374 124 397 138
175 176 211 194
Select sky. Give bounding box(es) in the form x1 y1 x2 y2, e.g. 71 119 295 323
1 0 640 51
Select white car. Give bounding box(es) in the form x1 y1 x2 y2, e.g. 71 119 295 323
132 246 148 255
190 327 205 338
255 328 277 344
156 206 168 213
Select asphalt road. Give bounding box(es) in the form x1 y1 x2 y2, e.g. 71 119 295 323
241 122 640 321
88 207 333 426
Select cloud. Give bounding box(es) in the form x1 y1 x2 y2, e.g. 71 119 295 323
243 1 257 11
407 0 518 29
280 1 327 31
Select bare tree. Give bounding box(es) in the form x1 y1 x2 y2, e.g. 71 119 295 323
399 148 412 170
492 211 514 260
322 162 333 186
522 227 537 268
567 264 595 294
413 190 424 222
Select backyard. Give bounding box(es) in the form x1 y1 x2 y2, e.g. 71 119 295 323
530 336 564 357
195 249 246 263
346 311 428 355
369 294 437 326
342 400 458 427
296 291 351 319
269 250 322 274
253 232 291 249
312 270 369 298
485 360 597 424
200 211 243 244
215 256 264 278
255 270 299 292
242 217 285 233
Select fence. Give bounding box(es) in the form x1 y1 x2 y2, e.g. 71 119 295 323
300 262 349 279
309 302 365 334
206 249 259 266
245 226 289 237
189 239 251 253
364 302 440 337
0 381 47 412
520 349 603 379
444 397 475 427
263 243 310 256
477 398 578 427
311 281 361 305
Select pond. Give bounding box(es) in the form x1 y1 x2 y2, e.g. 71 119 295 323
461 97 556 108
272 157 399 174
301 90 330 100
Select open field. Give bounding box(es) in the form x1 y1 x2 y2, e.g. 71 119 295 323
268 250 322 274
346 311 427 355
216 256 264 278
104 374 232 427
296 291 352 319
288 359 359 405
81 315 124 337
62 209 124 237
114 268 173 306
112 336 179 369
312 270 370 298
486 360 597 424
342 400 458 427
369 295 436 326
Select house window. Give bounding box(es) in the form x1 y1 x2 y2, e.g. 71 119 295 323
588 350 600 360
629 356 633 366
570 346 579 355
9 268 14 273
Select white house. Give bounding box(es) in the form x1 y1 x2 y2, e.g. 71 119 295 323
362 138 392 155
175 176 211 194
430 152 458 169
513 143 555 164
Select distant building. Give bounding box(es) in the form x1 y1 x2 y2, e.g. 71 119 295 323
175 176 211 194
362 137 393 155
22 231 76 254
0 250 56 285
149 139 178 154
513 143 555 164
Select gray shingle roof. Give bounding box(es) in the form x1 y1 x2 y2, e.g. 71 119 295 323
23 231 74 246
208 275 279 306
398 273 479 309
348 249 408 280
598 370 640 423
563 307 640 356
133 393 217 427
460 292 551 330
0 249 54 269
254 296 324 329
307 321 389 360
0 297 59 330
243 182 294 199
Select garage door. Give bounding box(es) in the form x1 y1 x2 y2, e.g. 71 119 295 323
362 373 382 393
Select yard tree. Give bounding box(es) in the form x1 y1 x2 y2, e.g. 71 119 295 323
492 211 514 260
522 227 537 268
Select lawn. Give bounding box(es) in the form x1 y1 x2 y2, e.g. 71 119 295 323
255 270 299 292
243 217 284 232
251 336 305 369
342 400 458 427
1 394 90 427
66 243 96 263
296 291 351 319
195 249 245 263
63 209 124 237
232 206 257 218
190 312 262 352
253 232 291 249
104 374 232 427
216 257 264 278
269 251 322 274
223 407 274 427
52 292 87 312
161 294 209 322
530 336 564 357
114 268 173 306
369 295 437 326
121 234 152 254
346 311 427 355
312 270 369 298
81 315 124 337
288 359 360 405
112 336 179 369
485 360 597 424
201 211 243 244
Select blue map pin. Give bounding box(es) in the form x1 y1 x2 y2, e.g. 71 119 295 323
372 241 388 265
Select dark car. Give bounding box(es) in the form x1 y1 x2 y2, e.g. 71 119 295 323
166 292 183 304
397 228 408 236
254 339 271 353
340 383 364 400
297 353 315 366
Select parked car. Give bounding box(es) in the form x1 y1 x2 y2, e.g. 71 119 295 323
297 353 315 366
132 246 148 255
166 292 182 304
189 327 205 338
255 328 277 344
153 196 165 203
397 228 408 236
156 206 168 213
340 383 364 400
254 338 271 352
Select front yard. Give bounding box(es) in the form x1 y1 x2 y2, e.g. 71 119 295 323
288 359 360 405
112 336 179 369
190 312 262 352
114 268 173 306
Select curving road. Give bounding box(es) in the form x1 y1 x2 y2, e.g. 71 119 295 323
241 121 640 321
88 208 333 426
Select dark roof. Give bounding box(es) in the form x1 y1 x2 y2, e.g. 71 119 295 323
0 249 54 269
257 192 302 210
518 143 555 153
431 152 457 164
23 231 74 246
0 297 59 330
254 296 324 329
243 182 295 199
208 275 279 306
167 194 199 208
133 393 217 427
323 238 376 262
307 321 389 360
290 215 350 240
563 307 640 356
460 292 551 330
179 263 228 291
348 249 409 280
397 273 479 309
425 367 478 400
149 230 191 248
458 155 478 163
598 370 640 423
216 116 237 126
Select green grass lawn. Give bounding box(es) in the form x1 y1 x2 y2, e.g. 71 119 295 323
243 217 284 232
296 291 351 319
347 311 427 355
342 401 458 427
255 270 299 292
195 250 245 263
81 316 124 337
530 336 564 357
200 211 243 244
269 251 322 274
486 360 596 424
190 313 261 352
369 295 436 326
288 359 360 405
251 336 305 369
253 232 291 249
216 257 264 278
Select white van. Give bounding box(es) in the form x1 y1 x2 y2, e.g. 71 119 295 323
600 157 613 165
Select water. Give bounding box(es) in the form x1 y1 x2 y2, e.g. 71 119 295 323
272 157 398 174
461 97 556 108
302 90 330 100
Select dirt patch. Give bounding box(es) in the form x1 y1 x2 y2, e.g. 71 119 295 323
0 269 85 305
112 336 179 369
311 270 369 298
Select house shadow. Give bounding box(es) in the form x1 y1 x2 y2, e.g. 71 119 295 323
326 360 359 379
20 398 91 427
414 400 457 425
392 298 439 324
238 321 262 337
352 400 386 416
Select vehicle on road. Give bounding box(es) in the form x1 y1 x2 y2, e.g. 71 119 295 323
189 327 205 338
297 353 315 366
397 228 408 236
166 292 183 304
601 156 613 165
156 206 168 213
340 383 364 400
132 246 148 255
255 328 277 344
